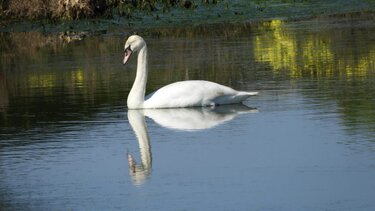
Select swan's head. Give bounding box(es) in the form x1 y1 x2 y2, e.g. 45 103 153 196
123 35 146 65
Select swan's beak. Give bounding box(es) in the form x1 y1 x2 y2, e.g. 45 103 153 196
123 47 132 65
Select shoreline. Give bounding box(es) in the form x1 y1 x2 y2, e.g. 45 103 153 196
1 0 375 34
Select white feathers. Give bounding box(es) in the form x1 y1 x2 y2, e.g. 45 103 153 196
124 35 258 109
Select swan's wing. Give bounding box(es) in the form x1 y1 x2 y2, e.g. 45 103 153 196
144 80 255 108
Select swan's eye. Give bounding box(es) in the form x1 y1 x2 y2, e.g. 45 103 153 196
124 45 132 53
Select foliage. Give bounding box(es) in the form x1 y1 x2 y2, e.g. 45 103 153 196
0 0 200 20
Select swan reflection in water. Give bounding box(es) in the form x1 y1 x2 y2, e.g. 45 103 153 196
127 104 257 185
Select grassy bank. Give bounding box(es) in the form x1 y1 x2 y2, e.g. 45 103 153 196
0 0 200 20
0 0 375 32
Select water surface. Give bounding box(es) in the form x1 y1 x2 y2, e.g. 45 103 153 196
1 15 375 210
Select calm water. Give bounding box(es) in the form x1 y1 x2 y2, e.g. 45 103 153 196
1 15 375 210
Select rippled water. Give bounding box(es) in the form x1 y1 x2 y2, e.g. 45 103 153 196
1 15 375 210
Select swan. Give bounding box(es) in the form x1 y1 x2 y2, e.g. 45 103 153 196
123 35 258 109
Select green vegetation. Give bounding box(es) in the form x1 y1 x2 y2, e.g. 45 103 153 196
1 0 375 32
0 0 204 20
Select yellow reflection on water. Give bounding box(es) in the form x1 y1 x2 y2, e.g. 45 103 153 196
254 19 374 79
28 74 56 88
301 38 334 77
339 49 375 79
255 20 300 77
72 69 85 88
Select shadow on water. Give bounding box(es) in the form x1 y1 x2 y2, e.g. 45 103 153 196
127 105 257 186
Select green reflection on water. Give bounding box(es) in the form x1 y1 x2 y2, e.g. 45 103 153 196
254 18 375 140
0 15 375 141
0 32 128 136
254 19 375 78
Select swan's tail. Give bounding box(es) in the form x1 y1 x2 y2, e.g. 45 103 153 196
245 91 258 96
240 91 258 96
234 91 258 103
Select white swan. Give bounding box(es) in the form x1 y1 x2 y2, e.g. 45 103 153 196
123 35 258 109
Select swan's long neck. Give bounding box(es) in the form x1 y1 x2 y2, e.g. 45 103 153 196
128 45 148 109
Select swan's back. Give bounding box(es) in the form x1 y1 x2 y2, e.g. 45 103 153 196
143 80 257 109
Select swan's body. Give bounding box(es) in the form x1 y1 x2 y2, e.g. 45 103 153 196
123 35 258 109
143 80 255 108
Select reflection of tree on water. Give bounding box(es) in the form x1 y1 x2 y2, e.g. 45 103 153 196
0 71 9 112
127 105 257 186
254 19 375 78
0 33 130 133
254 18 375 141
1 16 374 141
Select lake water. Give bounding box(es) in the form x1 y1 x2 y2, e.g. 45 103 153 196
1 14 375 210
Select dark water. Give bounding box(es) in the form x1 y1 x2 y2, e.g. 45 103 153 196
1 15 375 210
